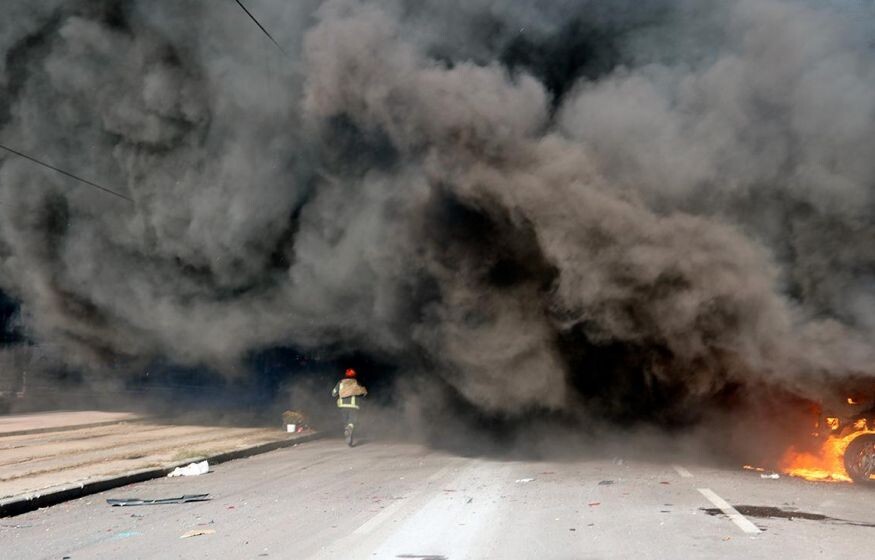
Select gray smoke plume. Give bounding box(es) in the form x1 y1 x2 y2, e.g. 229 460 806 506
0 0 873 423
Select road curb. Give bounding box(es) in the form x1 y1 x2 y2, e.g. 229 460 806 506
0 430 325 518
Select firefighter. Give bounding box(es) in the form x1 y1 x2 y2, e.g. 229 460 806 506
332 368 367 446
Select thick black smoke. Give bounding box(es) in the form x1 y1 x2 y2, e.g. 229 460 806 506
0 0 873 424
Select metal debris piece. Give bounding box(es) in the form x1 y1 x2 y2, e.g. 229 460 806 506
761 472 780 479
107 494 210 507
515 478 535 483
180 528 215 539
598 480 615 486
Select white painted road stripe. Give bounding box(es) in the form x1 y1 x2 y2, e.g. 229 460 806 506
353 465 453 535
673 465 693 478
353 496 410 535
697 488 762 534
368 462 514 559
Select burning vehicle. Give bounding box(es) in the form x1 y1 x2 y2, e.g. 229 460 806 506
779 389 875 484
826 395 875 484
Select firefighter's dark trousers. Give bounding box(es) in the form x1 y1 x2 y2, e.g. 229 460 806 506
341 407 358 427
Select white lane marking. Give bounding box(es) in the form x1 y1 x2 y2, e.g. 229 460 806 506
353 498 409 535
697 488 762 534
673 465 693 478
352 465 453 535
368 462 513 559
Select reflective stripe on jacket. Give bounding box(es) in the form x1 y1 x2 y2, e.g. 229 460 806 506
337 395 359 409
332 381 362 409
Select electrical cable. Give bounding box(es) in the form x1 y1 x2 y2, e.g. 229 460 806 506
0 143 133 203
233 0 287 55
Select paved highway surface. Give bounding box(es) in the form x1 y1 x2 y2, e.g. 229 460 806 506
2 438 873 559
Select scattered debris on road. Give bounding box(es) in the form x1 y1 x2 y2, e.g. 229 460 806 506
761 473 781 479
180 528 215 539
107 494 210 507
168 460 209 477
588 502 601 507
598 480 615 486
515 478 535 483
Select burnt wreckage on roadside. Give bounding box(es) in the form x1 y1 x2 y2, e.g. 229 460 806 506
820 392 875 484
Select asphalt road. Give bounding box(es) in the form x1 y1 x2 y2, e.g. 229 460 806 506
2 437 874 559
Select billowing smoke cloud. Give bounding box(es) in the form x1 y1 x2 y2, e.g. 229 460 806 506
0 0 873 423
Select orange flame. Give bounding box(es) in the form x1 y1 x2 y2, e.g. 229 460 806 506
779 424 875 482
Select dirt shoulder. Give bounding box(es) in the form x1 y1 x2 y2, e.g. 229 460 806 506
0 411 318 515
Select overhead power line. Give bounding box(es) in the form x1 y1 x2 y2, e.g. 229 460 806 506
0 143 133 203
233 0 287 56
2 2 286 206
